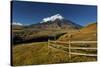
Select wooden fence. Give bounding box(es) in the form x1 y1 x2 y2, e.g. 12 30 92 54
48 40 97 59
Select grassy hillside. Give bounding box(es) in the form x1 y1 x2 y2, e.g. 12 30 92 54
58 22 97 41
12 42 96 66
81 23 97 31
12 42 69 66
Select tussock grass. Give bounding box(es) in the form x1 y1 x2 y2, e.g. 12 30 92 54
13 42 97 66
12 42 70 66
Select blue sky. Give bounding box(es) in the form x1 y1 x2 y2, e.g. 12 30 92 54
12 1 97 26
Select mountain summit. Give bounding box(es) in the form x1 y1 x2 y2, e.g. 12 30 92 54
40 14 64 23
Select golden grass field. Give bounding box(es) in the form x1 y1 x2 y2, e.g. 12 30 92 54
12 42 97 66
13 42 70 66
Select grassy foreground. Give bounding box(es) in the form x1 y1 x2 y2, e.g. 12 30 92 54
12 42 96 66
12 42 69 66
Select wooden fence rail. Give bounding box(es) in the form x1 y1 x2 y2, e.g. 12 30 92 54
48 40 97 58
70 52 97 56
49 41 97 44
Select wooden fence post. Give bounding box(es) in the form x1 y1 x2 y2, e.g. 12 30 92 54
69 40 71 62
48 39 49 49
68 34 71 62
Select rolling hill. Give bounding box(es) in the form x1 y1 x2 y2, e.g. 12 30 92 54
58 22 97 41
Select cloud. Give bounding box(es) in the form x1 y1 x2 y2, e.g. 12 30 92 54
12 22 23 26
40 14 64 23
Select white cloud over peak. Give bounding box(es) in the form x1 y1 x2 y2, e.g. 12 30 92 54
12 22 23 26
40 14 64 23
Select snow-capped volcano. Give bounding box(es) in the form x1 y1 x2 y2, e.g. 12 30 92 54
40 14 64 23
28 14 82 30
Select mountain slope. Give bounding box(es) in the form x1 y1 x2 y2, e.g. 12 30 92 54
81 23 97 32
58 22 97 41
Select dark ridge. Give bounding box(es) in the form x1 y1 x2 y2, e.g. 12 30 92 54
12 33 66 45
